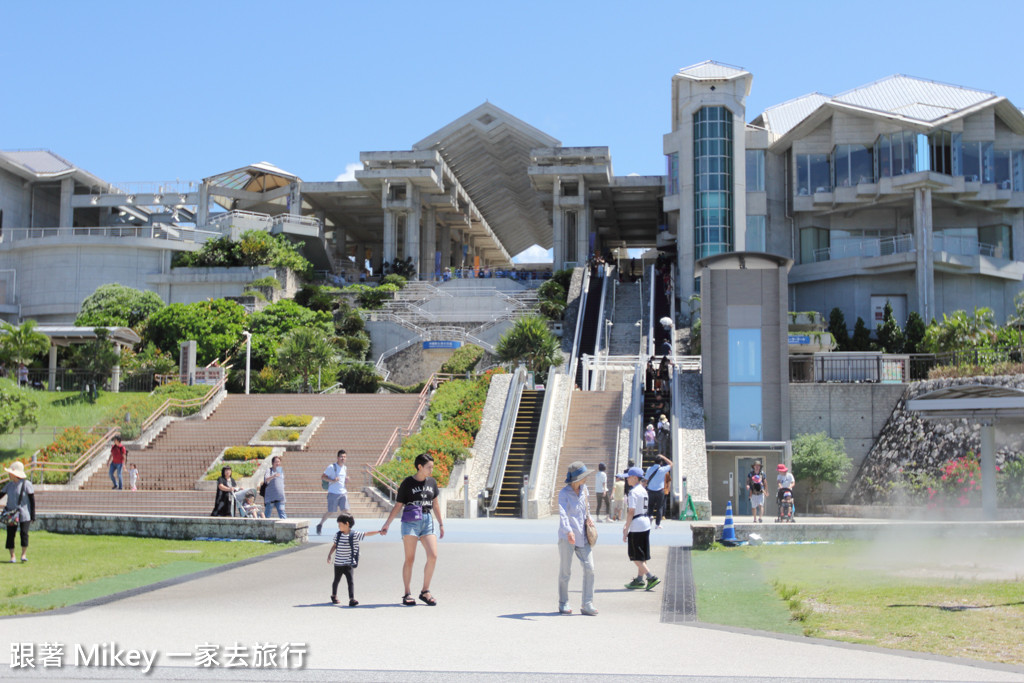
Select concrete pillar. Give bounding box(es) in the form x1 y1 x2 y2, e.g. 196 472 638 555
370 243 383 276
422 207 437 280
980 423 997 520
405 188 421 279
382 211 397 265
111 343 122 394
48 344 57 391
197 182 210 227
578 177 591 262
59 177 75 228
913 187 935 321
552 179 564 269
439 223 452 273
288 182 302 216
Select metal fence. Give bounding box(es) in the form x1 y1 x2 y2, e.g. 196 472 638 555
790 347 1024 383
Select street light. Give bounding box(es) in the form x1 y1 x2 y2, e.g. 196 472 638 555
242 331 252 395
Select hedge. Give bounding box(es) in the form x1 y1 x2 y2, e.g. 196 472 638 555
223 446 272 461
270 414 312 427
260 429 300 442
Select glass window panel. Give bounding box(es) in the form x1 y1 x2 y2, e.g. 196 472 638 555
728 385 763 441
979 225 1011 259
875 135 892 179
993 151 1011 188
746 215 766 251
962 141 980 180
833 146 850 187
981 142 995 183
916 133 930 172
1013 151 1024 192
810 154 831 192
850 145 873 184
729 329 761 382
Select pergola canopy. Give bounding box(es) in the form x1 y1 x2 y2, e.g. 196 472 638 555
34 325 141 348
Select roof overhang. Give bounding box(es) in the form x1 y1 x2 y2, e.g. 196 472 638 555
27 326 142 347
906 384 1024 421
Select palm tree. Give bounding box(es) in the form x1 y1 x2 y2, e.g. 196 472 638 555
0 319 50 367
276 327 338 392
495 316 562 383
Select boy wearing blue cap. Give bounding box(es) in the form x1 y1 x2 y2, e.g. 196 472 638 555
622 467 659 590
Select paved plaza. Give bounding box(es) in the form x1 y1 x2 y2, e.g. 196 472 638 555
0 518 1022 682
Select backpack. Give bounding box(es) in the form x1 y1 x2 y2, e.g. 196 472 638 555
749 474 763 494
335 531 359 568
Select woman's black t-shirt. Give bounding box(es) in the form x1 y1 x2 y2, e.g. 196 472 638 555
396 476 439 513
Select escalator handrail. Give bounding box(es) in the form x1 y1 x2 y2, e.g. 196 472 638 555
485 366 527 512
569 266 591 384
527 362 571 511
628 360 644 474
647 263 656 358
593 266 612 390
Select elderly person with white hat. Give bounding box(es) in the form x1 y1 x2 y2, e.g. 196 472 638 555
557 461 598 616
1 461 35 563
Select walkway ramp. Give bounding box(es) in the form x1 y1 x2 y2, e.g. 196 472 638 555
549 390 621 514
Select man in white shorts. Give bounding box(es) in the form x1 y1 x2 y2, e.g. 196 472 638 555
316 450 348 535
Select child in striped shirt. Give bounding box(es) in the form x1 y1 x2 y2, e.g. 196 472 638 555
326 512 380 607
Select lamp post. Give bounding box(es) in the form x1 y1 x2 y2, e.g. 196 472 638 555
242 331 252 395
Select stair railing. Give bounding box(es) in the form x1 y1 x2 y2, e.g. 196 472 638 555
139 375 227 435
568 266 590 383
21 427 120 486
526 362 572 516
483 366 527 514
628 360 644 473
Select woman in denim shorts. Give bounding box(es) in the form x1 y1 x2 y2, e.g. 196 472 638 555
381 453 444 606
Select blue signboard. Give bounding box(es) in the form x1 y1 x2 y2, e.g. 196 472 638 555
423 341 462 350
788 335 811 345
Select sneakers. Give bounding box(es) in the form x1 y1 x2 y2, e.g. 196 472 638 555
625 577 647 590
349 599 359 607
330 595 339 604
645 575 661 590
580 604 599 616
315 523 323 535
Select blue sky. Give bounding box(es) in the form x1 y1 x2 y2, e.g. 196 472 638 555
4 1 1022 261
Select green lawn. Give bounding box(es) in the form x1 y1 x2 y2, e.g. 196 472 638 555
0 531 291 615
692 539 1024 665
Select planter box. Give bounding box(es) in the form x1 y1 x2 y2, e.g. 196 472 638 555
249 416 324 450
197 446 285 491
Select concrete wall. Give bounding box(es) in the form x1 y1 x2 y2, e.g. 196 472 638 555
35 512 307 543
790 383 905 503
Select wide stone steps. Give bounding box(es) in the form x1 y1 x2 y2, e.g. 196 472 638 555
551 390 621 513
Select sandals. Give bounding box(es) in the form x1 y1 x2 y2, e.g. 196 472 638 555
330 595 339 604
402 593 417 606
419 590 437 606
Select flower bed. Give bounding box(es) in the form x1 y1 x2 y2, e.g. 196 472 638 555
259 429 300 442
270 414 312 428
223 446 273 461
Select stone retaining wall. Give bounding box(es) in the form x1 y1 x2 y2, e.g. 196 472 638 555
34 512 307 544
716 520 1024 543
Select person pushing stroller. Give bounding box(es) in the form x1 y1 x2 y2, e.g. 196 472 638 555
776 463 795 522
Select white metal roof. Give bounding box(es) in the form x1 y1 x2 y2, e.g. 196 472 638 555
833 75 997 122
675 60 749 81
754 93 831 136
0 150 76 176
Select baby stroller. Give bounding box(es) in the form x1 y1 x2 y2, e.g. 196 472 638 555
776 488 795 523
233 489 261 518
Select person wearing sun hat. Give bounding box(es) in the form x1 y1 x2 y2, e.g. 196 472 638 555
1 461 35 563
776 463 795 514
557 461 597 616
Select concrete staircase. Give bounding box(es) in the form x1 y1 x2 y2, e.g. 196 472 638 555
550 390 622 514
43 394 424 518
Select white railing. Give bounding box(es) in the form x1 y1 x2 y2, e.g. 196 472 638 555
272 214 322 232
109 180 199 195
1 226 221 244
814 234 915 262
207 210 274 232
934 234 997 258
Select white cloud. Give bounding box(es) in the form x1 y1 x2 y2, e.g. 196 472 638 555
512 245 553 264
335 162 362 181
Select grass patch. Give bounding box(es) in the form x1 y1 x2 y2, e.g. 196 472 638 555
691 539 1024 665
203 460 260 480
0 531 289 615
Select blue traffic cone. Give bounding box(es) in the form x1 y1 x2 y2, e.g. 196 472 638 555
720 500 739 545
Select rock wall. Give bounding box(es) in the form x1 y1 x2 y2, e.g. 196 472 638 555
845 375 1024 504
35 512 306 543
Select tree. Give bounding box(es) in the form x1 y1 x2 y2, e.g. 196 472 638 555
142 299 248 365
76 284 165 329
495 315 563 384
0 381 38 434
246 300 333 370
0 319 50 367
791 432 852 513
276 326 338 392
68 328 121 400
337 363 381 393
828 307 850 351
923 307 998 354
874 300 904 353
850 317 873 351
903 311 927 354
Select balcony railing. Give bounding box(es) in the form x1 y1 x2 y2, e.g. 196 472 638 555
813 234 914 263
790 347 1024 383
1 226 221 244
933 234 997 258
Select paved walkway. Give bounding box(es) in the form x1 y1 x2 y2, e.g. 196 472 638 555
0 517 1021 682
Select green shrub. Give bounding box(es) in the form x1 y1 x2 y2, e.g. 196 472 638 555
381 274 407 289
249 276 282 290
260 429 300 442
346 283 398 309
270 414 312 428
223 446 272 461
205 459 261 480
440 345 484 375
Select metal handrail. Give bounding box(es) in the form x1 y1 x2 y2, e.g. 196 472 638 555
138 376 226 434
627 361 643 474
2 226 221 244
568 266 590 380
21 426 120 486
647 263 656 358
484 367 527 511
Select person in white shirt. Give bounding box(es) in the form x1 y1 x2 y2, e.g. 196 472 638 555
776 463 796 515
622 467 660 591
594 463 610 522
316 450 348 535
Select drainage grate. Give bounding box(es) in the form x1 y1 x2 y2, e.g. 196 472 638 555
660 546 697 624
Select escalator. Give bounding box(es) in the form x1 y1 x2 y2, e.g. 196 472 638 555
574 273 605 388
493 390 544 517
